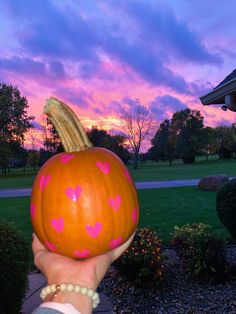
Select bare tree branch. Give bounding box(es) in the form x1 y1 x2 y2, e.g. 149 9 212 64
120 99 157 168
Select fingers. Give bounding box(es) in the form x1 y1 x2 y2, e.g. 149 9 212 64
110 232 135 262
32 233 51 273
32 233 48 255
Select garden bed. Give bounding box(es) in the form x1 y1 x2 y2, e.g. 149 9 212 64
99 246 236 314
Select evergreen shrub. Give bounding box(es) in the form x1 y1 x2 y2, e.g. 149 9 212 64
216 178 236 240
172 223 228 282
0 220 30 314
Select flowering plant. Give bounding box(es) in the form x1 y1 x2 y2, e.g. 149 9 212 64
115 227 164 285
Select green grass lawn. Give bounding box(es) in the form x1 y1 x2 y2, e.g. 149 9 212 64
0 186 229 245
0 168 36 189
138 186 229 243
130 157 236 182
0 156 236 189
0 197 32 240
0 196 34 266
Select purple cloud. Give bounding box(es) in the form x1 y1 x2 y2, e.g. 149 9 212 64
0 0 217 95
32 121 43 130
150 95 187 120
49 61 66 78
0 57 47 77
103 0 222 65
0 57 67 86
52 86 94 109
107 101 124 115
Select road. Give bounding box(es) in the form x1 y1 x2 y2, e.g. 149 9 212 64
0 179 201 198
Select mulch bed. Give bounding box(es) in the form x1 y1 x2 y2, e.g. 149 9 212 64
99 247 236 314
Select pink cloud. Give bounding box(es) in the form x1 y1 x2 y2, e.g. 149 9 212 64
0 0 235 153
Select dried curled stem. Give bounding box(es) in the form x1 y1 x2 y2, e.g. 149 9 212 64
44 97 93 152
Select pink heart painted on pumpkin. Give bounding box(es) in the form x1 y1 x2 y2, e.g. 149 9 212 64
109 236 123 249
40 175 51 191
108 195 121 212
124 168 132 183
96 161 110 174
66 186 82 201
86 222 102 238
74 249 90 259
132 208 138 224
30 204 36 218
45 241 56 251
51 218 64 233
61 154 74 164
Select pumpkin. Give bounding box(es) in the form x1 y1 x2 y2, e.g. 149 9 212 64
30 97 139 259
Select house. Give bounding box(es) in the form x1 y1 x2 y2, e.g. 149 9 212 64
200 69 236 111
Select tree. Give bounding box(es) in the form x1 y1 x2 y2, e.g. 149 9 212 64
8 141 28 169
121 99 156 169
87 127 130 164
0 83 34 172
201 127 217 160
27 149 40 170
150 119 175 166
43 118 63 154
172 108 204 163
87 127 108 147
230 123 236 157
0 143 11 174
38 148 50 167
215 126 236 159
28 133 39 172
0 83 34 143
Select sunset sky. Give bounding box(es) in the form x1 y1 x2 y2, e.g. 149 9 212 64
0 0 235 150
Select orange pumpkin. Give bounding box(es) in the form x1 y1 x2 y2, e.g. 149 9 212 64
30 98 139 259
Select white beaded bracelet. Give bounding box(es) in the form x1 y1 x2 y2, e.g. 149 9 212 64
40 283 100 309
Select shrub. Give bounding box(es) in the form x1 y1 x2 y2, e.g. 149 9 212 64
216 178 236 240
0 220 31 314
114 227 164 286
182 154 195 164
171 223 228 282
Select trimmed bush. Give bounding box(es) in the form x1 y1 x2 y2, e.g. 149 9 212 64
171 223 228 282
0 220 30 314
216 178 236 240
114 227 164 286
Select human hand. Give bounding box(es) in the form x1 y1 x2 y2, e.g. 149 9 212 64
32 233 134 313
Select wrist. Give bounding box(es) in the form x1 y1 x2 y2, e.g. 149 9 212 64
41 283 100 313
46 267 99 291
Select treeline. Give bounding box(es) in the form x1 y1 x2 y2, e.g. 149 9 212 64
1 123 132 173
146 108 236 165
1 82 236 173
0 83 132 173
39 122 131 167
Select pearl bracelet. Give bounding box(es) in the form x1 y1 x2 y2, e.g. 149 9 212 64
40 283 100 309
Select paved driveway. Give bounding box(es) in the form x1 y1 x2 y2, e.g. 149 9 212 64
0 179 201 198
135 179 200 189
0 188 32 198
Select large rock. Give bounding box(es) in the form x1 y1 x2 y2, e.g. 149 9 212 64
198 175 229 191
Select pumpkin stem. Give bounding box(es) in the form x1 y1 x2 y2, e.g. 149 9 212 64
44 97 93 152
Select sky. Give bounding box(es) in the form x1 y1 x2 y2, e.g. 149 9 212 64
0 0 235 149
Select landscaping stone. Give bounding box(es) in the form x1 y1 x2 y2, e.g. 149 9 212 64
198 175 229 191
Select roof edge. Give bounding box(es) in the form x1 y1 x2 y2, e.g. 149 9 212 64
200 79 236 105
